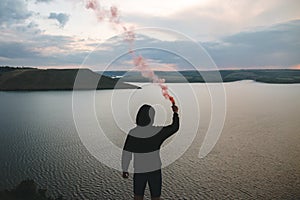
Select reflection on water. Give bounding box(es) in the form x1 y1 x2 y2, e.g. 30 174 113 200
0 82 299 199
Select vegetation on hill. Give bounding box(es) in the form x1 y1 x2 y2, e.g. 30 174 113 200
0 67 138 91
99 69 300 84
1 67 299 91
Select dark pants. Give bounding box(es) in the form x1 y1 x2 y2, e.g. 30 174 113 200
133 170 162 197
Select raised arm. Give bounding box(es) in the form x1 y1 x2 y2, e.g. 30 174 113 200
159 105 179 141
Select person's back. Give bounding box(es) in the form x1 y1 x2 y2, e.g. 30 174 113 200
122 104 179 200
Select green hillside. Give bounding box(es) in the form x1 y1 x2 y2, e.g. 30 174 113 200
0 67 138 91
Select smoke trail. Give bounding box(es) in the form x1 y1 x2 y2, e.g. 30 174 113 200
85 0 104 21
85 0 175 105
85 0 120 23
133 55 175 105
109 6 120 24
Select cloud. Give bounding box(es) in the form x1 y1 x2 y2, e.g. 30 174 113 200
48 12 70 28
0 0 32 26
123 0 300 41
0 38 88 67
81 19 300 70
80 33 213 71
0 9 299 70
0 42 40 59
203 20 300 68
0 18 89 67
35 0 53 3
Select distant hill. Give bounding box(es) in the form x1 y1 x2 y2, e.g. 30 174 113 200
0 67 138 91
1 67 299 91
98 69 300 84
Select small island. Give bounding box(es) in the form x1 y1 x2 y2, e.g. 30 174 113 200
0 67 139 91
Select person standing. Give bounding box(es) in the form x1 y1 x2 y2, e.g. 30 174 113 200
122 104 179 200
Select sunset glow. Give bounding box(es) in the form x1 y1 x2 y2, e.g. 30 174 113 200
0 0 299 70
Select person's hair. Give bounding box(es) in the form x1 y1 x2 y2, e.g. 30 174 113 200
136 104 155 126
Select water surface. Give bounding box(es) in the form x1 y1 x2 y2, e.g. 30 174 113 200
0 82 299 199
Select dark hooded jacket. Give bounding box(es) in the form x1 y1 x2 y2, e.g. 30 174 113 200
122 105 179 173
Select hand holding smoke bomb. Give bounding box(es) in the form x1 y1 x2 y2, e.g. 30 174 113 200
172 104 179 113
169 96 178 113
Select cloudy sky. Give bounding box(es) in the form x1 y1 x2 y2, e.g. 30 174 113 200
0 0 299 70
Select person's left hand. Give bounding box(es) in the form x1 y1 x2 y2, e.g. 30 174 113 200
172 105 179 113
122 172 129 179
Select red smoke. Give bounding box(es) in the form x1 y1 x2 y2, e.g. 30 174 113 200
133 55 176 105
85 0 119 23
123 26 135 43
85 0 98 10
85 0 175 105
110 6 120 23
85 0 105 21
